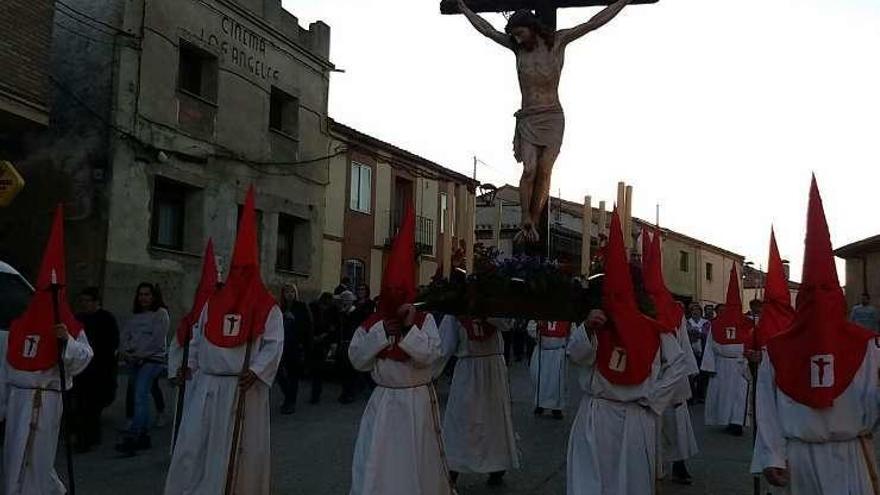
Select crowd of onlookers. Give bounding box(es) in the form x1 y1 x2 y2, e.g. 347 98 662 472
65 276 880 455
276 277 377 413
67 276 381 456
71 283 172 455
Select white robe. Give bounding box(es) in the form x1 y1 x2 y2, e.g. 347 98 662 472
439 316 519 474
164 304 284 495
660 317 700 463
751 342 880 495
566 325 687 495
701 331 750 426
348 315 451 495
0 332 93 495
527 321 568 411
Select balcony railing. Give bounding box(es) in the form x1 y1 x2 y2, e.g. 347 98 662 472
387 209 435 256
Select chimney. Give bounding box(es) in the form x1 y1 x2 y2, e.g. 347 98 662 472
309 21 331 61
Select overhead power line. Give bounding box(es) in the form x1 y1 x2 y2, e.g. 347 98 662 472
54 21 120 46
55 0 135 37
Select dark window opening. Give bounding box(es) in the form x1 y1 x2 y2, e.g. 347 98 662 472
276 213 308 272
178 42 218 102
151 178 189 250
269 87 299 138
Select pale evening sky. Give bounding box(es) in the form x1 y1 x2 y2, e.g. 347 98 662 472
286 0 880 282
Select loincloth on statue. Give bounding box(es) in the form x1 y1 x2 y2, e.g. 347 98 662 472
512 105 565 163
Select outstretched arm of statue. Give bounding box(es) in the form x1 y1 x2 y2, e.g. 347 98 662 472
456 0 514 49
557 0 633 47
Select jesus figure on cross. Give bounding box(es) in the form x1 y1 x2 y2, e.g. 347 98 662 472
455 0 634 243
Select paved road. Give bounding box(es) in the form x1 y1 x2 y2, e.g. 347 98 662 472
67 360 764 494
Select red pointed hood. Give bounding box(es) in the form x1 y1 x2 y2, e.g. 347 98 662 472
366 202 421 361
176 239 221 346
711 265 754 345
596 210 663 385
8 205 83 371
767 177 874 408
644 228 684 332
204 187 277 348
378 202 417 319
755 229 795 346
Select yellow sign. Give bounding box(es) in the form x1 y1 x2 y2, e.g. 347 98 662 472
0 161 25 207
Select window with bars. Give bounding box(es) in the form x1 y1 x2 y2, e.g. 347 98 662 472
350 162 372 214
343 259 366 290
679 251 690 272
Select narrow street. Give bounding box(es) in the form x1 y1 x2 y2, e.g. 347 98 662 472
69 360 763 494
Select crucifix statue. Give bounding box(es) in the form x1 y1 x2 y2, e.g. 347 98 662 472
444 0 654 244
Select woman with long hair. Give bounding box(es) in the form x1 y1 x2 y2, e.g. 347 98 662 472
276 283 313 415
116 282 169 456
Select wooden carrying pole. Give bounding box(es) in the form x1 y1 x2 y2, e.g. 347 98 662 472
859 434 880 495
749 356 760 495
171 337 191 452
494 200 503 249
581 196 592 276
224 337 255 495
51 283 76 495
624 185 634 251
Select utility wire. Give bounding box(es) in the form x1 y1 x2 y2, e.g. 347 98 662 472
54 21 121 47
49 75 336 181
50 68 469 186
54 7 119 37
55 0 136 37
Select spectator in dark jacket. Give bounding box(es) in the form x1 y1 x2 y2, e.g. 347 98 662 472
336 291 360 404
334 277 352 296
277 284 313 415
308 293 339 404
353 283 375 325
72 287 119 452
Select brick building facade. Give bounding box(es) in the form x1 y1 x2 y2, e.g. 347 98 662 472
0 0 53 133
324 121 478 295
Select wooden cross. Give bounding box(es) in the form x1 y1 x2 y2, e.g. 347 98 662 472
441 0 657 30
